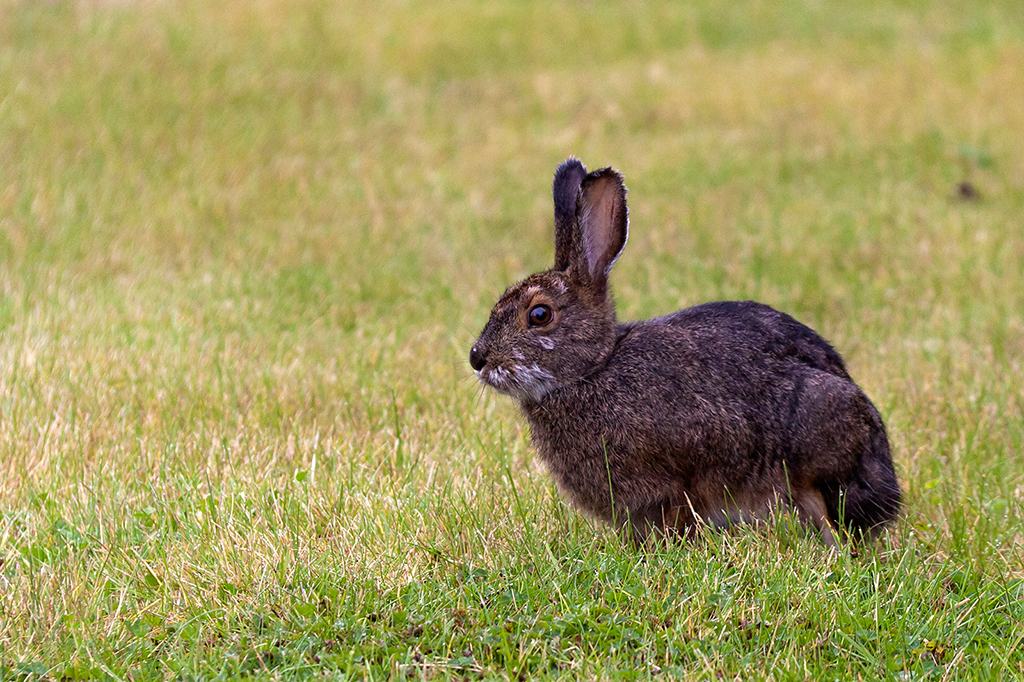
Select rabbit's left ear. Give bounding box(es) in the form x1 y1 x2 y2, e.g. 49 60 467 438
576 168 628 291
553 157 588 272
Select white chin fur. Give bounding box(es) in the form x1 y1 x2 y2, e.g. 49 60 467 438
479 364 557 402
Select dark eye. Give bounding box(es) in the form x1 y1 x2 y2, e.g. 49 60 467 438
528 304 553 327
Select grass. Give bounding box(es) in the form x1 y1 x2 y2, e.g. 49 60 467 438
1 0 1023 678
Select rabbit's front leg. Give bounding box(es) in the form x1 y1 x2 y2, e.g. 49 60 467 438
622 499 696 548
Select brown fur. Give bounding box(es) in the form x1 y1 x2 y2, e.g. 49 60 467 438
470 158 901 546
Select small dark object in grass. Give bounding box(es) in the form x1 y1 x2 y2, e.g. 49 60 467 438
470 158 901 548
955 181 981 201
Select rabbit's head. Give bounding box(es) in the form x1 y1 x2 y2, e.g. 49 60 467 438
470 158 629 403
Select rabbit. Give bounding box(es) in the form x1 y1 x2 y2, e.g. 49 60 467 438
469 158 902 548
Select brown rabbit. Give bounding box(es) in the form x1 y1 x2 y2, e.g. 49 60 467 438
470 158 901 547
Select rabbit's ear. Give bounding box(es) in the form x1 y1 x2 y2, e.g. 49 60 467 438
576 168 628 290
553 157 588 271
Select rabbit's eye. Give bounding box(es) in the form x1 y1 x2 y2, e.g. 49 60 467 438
528 304 553 327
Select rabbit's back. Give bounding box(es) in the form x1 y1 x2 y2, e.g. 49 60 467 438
648 300 850 380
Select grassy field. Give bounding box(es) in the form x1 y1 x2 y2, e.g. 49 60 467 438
2 0 1023 678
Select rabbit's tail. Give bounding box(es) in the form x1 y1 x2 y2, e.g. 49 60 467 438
826 420 902 535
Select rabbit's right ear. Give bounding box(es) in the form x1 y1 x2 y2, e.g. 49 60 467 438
553 157 587 271
575 167 628 293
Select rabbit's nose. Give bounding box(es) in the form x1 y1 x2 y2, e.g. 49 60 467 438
469 346 487 371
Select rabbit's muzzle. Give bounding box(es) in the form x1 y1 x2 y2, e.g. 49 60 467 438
470 344 558 403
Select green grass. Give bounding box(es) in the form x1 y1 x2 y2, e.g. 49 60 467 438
2 0 1024 678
